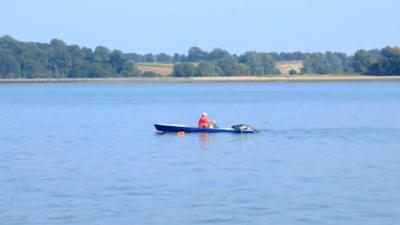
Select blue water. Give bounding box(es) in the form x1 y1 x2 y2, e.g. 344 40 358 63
0 82 399 225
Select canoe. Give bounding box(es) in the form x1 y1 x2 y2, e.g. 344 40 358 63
154 123 258 133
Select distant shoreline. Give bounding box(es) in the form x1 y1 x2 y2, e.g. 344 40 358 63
1 75 400 84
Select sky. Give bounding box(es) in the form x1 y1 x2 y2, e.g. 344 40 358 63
0 0 399 55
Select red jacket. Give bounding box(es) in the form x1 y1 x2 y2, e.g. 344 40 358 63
198 116 208 128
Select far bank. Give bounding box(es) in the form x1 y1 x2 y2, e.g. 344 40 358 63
1 75 400 84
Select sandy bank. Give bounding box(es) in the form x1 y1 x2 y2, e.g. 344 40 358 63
1 76 400 84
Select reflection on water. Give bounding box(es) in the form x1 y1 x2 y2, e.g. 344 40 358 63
198 133 210 149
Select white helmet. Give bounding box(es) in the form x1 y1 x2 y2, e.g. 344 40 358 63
201 112 208 117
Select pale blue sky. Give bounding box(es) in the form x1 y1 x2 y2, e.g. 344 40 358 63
1 0 399 54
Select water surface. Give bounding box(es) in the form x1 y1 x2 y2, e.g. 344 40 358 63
0 82 399 225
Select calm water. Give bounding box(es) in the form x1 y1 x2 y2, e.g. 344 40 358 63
0 82 399 225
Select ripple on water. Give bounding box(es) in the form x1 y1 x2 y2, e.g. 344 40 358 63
1 82 400 225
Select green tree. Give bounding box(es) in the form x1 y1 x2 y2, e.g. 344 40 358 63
302 53 326 74
259 53 278 75
0 50 21 78
144 53 155 62
353 49 380 74
86 64 111 78
21 59 48 78
301 52 348 74
368 47 400 75
173 62 197 77
67 45 85 78
188 47 208 62
196 61 223 76
208 48 230 61
208 49 239 75
325 52 344 74
173 53 185 62
235 63 251 75
124 53 144 62
48 39 71 77
109 50 125 74
156 53 172 63
241 52 264 75
93 46 110 63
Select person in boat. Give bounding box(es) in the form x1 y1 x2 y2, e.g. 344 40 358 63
198 112 216 128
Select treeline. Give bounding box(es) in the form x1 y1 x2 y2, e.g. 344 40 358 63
173 48 279 76
125 47 306 63
128 46 400 76
301 48 400 75
1 35 399 78
301 52 353 74
0 35 137 78
353 47 400 75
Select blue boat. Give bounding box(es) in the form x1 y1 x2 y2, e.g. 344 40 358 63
154 123 258 134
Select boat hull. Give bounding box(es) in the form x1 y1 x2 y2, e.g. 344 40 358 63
154 123 257 133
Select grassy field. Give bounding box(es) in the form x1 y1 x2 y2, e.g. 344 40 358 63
136 61 303 76
136 63 174 76
276 61 303 75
